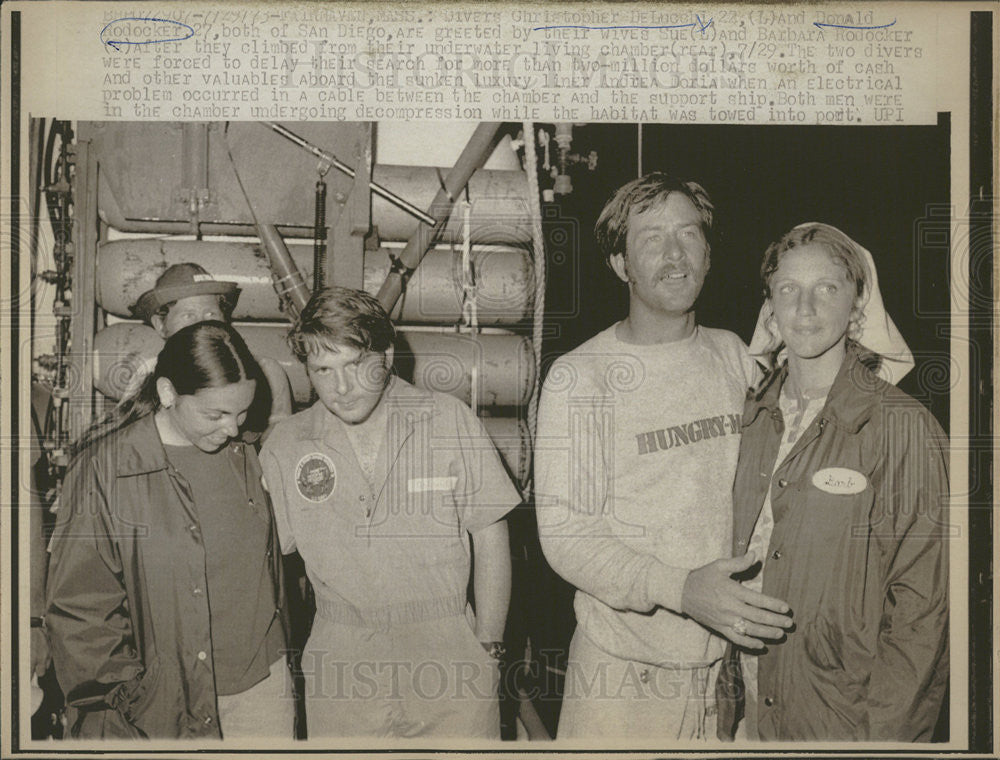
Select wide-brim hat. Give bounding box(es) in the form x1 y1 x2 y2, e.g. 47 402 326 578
131 263 241 323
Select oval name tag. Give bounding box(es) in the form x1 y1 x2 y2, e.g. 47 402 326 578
812 467 867 495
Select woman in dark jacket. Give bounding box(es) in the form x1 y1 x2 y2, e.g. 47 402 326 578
717 223 949 741
47 321 292 740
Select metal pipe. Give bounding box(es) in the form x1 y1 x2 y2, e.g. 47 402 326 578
181 123 210 235
375 122 503 313
94 322 535 409
67 139 100 443
95 165 530 243
258 224 310 319
92 323 533 487
97 239 534 325
263 122 436 227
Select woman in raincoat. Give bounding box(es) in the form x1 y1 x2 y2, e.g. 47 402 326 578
717 223 949 741
47 321 293 739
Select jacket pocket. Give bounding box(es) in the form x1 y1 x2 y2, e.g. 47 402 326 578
117 657 162 733
68 659 163 739
803 616 845 671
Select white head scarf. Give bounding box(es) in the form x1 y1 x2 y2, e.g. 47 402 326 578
748 222 915 385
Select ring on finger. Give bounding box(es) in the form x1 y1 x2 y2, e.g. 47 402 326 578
733 617 748 636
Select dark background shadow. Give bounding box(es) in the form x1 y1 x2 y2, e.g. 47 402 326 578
515 119 952 739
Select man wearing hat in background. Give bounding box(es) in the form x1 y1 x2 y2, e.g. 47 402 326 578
129 262 294 429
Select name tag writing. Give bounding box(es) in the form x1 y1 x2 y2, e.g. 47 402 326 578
812 467 867 495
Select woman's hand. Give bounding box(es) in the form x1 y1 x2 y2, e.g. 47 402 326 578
681 552 793 649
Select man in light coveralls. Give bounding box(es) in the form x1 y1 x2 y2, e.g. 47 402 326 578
535 173 793 740
260 287 519 739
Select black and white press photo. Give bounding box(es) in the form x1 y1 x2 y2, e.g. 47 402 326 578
1 2 993 758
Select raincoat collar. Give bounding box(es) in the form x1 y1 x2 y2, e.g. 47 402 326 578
112 413 247 477
113 414 171 477
744 341 887 434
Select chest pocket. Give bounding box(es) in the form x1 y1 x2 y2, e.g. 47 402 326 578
776 463 876 615
369 470 465 573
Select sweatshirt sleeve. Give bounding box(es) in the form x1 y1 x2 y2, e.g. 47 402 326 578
867 407 949 741
534 365 690 613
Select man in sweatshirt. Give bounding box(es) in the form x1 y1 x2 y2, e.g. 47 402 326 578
535 173 792 740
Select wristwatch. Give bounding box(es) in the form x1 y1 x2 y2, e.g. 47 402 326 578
480 641 506 660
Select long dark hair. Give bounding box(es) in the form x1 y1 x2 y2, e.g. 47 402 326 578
72 321 263 456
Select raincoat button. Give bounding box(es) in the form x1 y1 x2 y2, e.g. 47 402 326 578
777 479 789 488
359 495 366 502
197 651 207 661
764 697 775 707
248 498 255 507
771 550 782 560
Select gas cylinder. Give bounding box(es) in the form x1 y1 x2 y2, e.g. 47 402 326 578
94 322 535 409
92 322 532 485
96 239 533 325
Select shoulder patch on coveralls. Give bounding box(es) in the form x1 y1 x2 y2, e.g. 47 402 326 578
295 452 337 502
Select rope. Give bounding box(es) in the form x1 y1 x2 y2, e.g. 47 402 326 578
522 123 546 453
459 195 481 413
459 195 478 333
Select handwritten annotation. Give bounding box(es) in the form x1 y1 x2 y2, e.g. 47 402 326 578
814 19 897 30
534 15 714 35
101 17 195 50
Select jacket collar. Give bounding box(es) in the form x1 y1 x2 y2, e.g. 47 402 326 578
745 341 888 434
113 414 171 476
112 412 247 476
